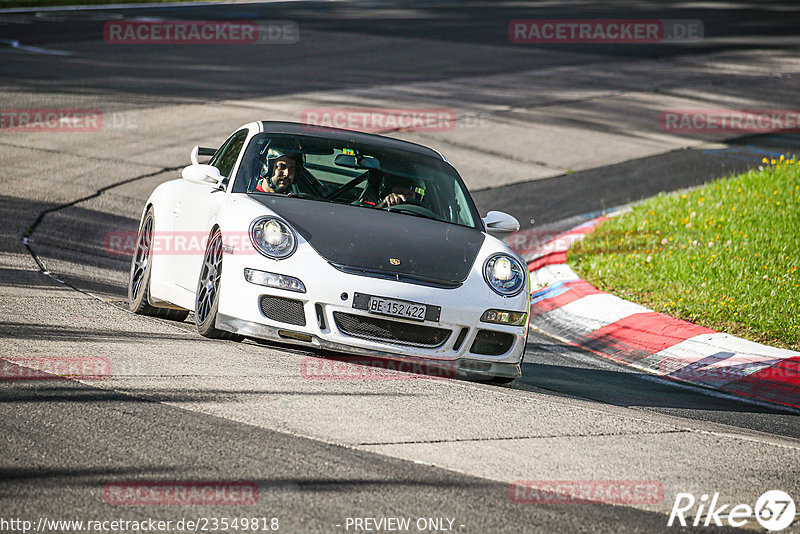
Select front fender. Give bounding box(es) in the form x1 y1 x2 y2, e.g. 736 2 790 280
142 178 188 304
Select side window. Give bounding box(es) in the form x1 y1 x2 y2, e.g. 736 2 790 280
210 129 248 179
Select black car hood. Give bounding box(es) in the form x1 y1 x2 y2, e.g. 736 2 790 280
250 195 485 286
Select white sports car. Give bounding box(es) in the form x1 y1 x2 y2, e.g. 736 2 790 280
128 122 530 382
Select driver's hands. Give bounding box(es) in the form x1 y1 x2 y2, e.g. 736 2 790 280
375 193 406 209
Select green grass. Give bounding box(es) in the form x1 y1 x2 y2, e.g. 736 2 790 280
569 155 800 350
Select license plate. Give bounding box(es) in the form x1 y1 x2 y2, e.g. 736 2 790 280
352 293 441 323
368 296 427 322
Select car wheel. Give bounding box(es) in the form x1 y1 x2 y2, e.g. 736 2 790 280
128 207 190 321
195 226 244 341
487 376 516 385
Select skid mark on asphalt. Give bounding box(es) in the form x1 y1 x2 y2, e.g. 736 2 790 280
355 429 691 447
20 165 182 290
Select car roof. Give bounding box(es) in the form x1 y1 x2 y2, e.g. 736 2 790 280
259 121 445 160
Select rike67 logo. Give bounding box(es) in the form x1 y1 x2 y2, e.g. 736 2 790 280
668 490 796 531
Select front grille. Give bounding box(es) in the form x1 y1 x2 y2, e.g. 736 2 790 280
333 312 451 348
260 295 306 326
469 330 514 356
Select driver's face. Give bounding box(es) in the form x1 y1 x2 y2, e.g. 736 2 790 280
271 156 296 193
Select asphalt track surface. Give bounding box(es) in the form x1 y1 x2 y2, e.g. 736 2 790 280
1 1 800 533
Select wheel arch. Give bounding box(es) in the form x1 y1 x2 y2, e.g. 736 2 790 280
141 179 183 307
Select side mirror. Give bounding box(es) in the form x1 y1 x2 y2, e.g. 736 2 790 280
190 145 217 165
182 164 223 187
482 211 520 236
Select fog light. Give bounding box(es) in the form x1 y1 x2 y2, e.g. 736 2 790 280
480 309 527 326
244 268 306 293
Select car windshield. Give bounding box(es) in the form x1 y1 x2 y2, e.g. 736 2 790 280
233 133 481 230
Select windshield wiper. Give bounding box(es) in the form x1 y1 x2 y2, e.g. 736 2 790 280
385 208 443 223
286 192 322 200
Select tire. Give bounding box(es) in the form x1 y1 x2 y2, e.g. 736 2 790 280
487 376 516 385
464 374 516 385
195 226 243 341
128 207 190 321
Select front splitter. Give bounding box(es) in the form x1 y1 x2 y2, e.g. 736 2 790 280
216 313 521 381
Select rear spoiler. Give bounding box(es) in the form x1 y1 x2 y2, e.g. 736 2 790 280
190 145 217 165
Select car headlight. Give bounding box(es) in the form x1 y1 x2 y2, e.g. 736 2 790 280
481 309 528 326
483 254 526 297
249 217 297 259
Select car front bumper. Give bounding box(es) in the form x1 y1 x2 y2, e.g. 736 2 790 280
217 313 522 380
216 246 529 380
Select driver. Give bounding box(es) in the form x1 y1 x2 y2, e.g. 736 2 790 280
255 148 300 194
375 177 426 209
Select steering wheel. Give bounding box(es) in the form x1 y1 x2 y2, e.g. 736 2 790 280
386 200 440 220
387 197 425 208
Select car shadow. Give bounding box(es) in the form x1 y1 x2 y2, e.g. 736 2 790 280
516 357 797 416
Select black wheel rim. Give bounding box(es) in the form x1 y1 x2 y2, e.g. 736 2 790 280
196 230 222 325
130 215 153 302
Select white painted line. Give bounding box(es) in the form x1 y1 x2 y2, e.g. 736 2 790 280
0 0 305 14
0 37 72 55
691 332 800 360
640 333 798 375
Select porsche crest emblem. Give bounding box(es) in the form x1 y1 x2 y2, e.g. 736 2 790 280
389 258 401 266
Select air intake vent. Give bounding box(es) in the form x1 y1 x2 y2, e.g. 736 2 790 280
452 327 469 351
315 303 326 330
259 295 306 326
333 312 450 348
469 330 514 356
